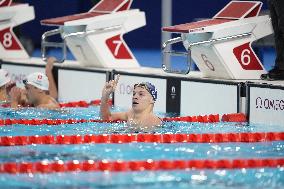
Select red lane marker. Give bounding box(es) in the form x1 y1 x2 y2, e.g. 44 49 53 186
0 132 283 146
1 158 283 174
0 113 247 127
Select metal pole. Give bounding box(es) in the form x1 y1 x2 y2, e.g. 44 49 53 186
161 0 172 68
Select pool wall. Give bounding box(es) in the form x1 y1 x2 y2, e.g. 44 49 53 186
1 59 284 126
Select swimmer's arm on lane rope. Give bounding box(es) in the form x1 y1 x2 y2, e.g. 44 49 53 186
36 102 59 110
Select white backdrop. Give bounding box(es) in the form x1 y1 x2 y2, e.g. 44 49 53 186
180 81 238 115
58 69 106 102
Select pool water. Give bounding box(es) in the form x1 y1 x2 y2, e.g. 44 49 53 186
0 107 283 188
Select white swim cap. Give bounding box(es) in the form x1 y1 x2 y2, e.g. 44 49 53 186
0 69 11 87
23 72 49 91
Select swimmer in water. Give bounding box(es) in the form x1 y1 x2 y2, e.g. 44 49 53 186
0 69 26 107
11 72 59 109
100 75 162 132
1 57 59 108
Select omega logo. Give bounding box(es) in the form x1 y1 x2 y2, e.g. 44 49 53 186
255 97 284 111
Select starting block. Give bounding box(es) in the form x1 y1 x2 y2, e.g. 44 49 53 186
162 1 273 79
41 0 146 68
0 0 35 59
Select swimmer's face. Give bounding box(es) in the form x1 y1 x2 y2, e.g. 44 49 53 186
25 84 40 102
132 86 154 112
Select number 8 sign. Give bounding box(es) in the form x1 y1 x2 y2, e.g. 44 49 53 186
233 42 263 70
0 28 21 50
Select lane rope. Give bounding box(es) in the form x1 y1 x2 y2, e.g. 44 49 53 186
0 132 283 146
1 158 283 174
0 113 247 126
0 99 112 108
58 99 112 108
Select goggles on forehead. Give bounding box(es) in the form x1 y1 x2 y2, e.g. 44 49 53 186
23 79 33 90
23 79 28 85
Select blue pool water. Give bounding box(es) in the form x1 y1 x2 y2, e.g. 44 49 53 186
0 107 283 188
1 169 283 189
0 142 283 163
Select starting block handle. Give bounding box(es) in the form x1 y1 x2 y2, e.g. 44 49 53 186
187 32 252 49
41 29 66 63
62 25 121 39
162 37 192 74
41 25 122 63
41 25 121 63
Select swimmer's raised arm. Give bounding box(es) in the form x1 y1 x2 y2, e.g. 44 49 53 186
100 75 127 120
100 75 118 120
102 75 120 97
45 57 58 100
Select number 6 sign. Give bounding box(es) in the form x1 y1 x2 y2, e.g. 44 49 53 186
201 54 215 71
233 42 263 70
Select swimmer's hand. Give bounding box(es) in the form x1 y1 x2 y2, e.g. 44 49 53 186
102 75 120 97
10 87 23 101
46 57 56 74
6 82 16 95
10 87 25 108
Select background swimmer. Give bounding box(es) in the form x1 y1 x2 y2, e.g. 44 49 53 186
0 69 14 104
11 72 59 109
0 69 26 107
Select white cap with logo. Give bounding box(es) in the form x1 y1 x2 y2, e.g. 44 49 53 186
24 72 49 91
0 69 11 87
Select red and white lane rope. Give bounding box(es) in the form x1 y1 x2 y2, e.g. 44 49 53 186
58 99 112 108
1 158 283 174
0 113 247 126
2 97 247 123
0 132 283 146
1 99 112 108
0 118 121 126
